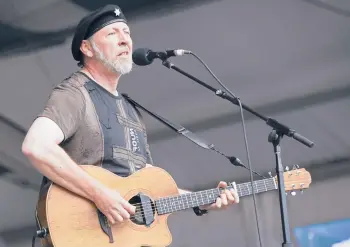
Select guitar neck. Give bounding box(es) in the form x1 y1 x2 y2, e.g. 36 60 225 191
155 177 277 215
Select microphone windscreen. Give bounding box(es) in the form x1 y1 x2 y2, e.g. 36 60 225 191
132 48 153 66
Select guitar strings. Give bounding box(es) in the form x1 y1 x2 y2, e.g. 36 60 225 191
127 178 287 210
124 179 281 208
124 176 305 210
112 181 298 219
125 181 282 218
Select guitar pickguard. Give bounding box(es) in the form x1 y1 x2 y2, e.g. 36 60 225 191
97 209 114 243
129 193 155 227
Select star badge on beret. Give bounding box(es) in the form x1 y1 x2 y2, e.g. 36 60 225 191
114 8 121 17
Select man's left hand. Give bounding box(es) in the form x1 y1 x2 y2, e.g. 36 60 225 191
200 181 239 211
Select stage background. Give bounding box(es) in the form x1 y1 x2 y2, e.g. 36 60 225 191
0 0 350 246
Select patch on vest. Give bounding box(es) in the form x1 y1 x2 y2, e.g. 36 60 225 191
129 128 141 153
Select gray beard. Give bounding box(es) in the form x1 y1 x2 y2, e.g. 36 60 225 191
91 41 132 75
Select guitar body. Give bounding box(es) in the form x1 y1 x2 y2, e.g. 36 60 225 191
36 164 312 247
37 165 179 247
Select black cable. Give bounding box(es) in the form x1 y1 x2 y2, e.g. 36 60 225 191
210 146 267 179
189 52 264 247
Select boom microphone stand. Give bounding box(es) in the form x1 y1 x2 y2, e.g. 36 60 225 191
159 58 314 247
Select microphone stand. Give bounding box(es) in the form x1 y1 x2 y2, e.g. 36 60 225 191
160 58 314 247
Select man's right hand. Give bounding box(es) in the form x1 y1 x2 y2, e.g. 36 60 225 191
93 187 136 224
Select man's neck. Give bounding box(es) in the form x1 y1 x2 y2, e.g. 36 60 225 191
81 63 121 95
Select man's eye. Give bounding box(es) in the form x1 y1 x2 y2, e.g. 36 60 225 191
108 32 116 36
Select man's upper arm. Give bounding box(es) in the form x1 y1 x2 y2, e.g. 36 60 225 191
26 117 65 145
36 82 86 143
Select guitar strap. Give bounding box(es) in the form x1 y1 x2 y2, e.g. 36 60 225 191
122 93 215 150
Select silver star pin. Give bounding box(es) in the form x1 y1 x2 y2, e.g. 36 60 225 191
114 8 121 17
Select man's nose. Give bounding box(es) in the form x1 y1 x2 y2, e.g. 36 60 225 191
117 32 129 46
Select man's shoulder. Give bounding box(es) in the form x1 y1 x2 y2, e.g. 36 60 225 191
58 71 90 90
48 71 91 102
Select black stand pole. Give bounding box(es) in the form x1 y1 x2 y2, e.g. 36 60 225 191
160 59 314 247
269 130 293 247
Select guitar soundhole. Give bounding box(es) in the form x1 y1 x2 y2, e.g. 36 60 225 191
129 194 155 226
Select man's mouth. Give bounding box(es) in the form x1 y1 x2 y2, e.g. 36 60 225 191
118 51 129 56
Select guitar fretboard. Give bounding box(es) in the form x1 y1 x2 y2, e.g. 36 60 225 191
155 177 277 215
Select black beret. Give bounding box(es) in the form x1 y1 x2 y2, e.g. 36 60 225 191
71 4 127 62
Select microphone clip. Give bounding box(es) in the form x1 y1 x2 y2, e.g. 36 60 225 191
152 51 168 61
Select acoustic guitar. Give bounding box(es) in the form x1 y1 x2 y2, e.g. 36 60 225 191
35 165 311 247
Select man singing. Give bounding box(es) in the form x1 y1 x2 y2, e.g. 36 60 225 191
22 4 239 228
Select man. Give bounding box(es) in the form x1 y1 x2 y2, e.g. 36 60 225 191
22 4 239 227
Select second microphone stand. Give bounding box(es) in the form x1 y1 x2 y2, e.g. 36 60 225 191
159 58 314 247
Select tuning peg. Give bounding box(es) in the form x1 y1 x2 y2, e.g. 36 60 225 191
299 184 304 194
292 164 299 170
285 166 293 176
291 191 296 196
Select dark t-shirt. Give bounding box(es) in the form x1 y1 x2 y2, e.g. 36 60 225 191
84 79 152 176
38 71 153 179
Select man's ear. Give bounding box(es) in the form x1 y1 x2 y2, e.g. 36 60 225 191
80 40 94 58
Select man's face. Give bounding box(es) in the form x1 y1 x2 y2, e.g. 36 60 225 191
89 22 133 75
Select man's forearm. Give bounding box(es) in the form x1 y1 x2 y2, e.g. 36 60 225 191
23 142 105 201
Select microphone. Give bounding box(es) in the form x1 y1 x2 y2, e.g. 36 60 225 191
132 48 191 66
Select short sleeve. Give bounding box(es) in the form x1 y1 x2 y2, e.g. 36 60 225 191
37 82 86 141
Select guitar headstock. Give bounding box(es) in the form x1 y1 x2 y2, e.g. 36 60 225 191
274 165 312 195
